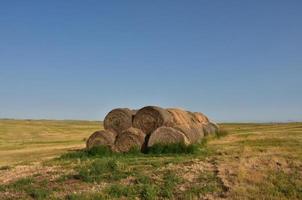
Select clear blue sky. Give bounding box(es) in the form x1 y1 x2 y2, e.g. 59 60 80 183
0 1 301 122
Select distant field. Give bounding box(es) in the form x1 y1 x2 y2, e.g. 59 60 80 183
0 120 301 199
0 120 100 165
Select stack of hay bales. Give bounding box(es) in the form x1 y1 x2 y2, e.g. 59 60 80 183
86 106 219 152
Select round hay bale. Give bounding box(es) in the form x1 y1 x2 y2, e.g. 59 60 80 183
86 130 117 149
166 108 205 143
115 127 146 153
104 108 136 134
173 124 204 144
167 108 196 126
203 122 219 136
192 112 209 124
133 106 172 135
148 126 190 147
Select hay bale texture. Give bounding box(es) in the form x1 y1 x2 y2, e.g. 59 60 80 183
167 108 195 125
172 124 204 144
203 122 219 136
86 130 117 150
148 126 190 147
133 106 173 135
104 108 136 135
115 127 146 152
191 112 209 124
166 108 205 144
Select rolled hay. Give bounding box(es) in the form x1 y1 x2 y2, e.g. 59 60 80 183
104 108 136 134
148 126 190 147
166 108 205 143
203 122 219 136
115 127 146 153
86 130 117 150
167 108 196 126
191 112 209 124
133 106 173 135
173 124 204 144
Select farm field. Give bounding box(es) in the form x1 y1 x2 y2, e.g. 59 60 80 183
0 120 100 166
0 120 301 199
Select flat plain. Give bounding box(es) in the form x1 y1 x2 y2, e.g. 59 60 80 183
0 120 301 199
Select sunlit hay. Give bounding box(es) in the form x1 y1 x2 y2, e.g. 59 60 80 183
104 108 136 134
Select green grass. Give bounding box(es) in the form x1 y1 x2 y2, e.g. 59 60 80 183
146 143 201 154
60 142 203 161
160 171 181 198
106 184 137 198
265 170 302 199
105 180 160 200
74 158 129 183
2 177 52 200
26 187 51 200
59 146 116 160
65 193 105 200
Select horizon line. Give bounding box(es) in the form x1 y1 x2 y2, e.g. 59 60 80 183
0 117 301 124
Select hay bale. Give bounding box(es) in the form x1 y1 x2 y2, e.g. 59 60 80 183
166 108 205 143
192 112 209 124
115 127 146 152
104 108 136 134
166 108 210 125
203 122 219 136
148 126 190 147
173 124 204 144
167 108 195 126
133 106 172 135
86 130 117 149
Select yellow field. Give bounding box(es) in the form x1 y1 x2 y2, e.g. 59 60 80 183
0 120 301 199
0 120 100 165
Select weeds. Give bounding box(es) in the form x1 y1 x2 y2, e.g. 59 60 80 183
106 184 137 198
59 141 209 163
147 143 201 155
160 171 181 198
264 170 302 199
140 184 158 200
60 146 142 161
60 146 114 160
106 183 159 200
65 192 105 200
184 171 225 199
74 159 129 182
135 174 152 184
27 187 50 200
10 177 34 190
4 177 51 200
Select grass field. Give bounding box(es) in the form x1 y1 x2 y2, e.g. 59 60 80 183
0 120 100 165
0 120 301 199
